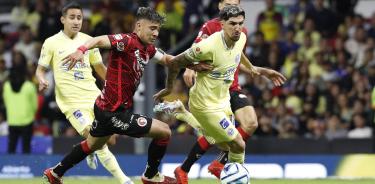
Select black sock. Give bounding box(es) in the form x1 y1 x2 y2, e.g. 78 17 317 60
216 151 229 165
144 138 169 179
181 141 209 172
53 141 91 177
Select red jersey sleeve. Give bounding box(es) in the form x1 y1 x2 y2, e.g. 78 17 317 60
194 22 212 43
108 33 130 52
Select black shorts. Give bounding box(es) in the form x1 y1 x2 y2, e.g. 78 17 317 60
90 104 152 137
230 90 252 112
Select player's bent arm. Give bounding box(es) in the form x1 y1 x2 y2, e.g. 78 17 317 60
164 53 194 89
92 63 107 81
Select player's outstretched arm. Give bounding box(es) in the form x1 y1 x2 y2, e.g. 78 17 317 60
240 52 286 86
62 35 111 70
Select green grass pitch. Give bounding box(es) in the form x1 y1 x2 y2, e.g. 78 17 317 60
1 178 375 184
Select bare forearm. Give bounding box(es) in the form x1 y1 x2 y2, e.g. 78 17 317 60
84 35 111 49
35 65 47 81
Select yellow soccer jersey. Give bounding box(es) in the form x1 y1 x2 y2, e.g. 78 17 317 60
38 31 102 113
185 31 247 112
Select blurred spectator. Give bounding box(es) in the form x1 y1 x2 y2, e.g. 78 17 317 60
254 116 278 137
329 0 357 23
297 33 319 63
0 112 8 136
0 39 12 68
256 0 283 42
10 0 29 27
14 25 37 64
295 18 321 47
368 12 375 39
38 0 61 41
306 0 338 38
157 0 184 49
345 26 368 68
25 0 44 37
325 114 348 140
249 31 270 67
347 113 372 138
305 119 327 139
2 51 37 153
278 28 300 61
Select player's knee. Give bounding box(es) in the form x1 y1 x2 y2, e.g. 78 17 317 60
239 109 258 133
230 137 245 153
159 123 171 139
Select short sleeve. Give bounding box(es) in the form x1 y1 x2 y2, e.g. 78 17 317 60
151 47 165 61
89 48 103 65
38 40 53 68
184 38 213 62
107 33 130 52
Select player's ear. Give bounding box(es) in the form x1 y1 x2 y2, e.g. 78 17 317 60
60 16 65 24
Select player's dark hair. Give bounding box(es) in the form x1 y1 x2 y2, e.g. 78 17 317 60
219 5 245 21
61 1 82 16
136 7 165 25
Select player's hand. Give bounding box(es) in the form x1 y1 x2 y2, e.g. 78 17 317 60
259 68 287 86
153 88 171 102
62 50 84 70
38 78 49 92
183 68 197 87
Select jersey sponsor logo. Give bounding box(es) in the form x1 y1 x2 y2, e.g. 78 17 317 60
227 127 235 136
73 110 87 125
137 117 147 127
74 71 84 80
219 118 230 129
111 117 129 130
117 42 124 51
114 34 123 40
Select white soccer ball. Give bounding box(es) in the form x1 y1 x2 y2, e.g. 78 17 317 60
220 162 250 184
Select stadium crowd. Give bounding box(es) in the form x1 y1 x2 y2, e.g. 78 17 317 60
0 0 373 142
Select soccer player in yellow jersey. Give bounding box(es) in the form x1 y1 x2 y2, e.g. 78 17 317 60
157 5 248 163
35 2 132 184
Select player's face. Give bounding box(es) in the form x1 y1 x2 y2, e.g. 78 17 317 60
137 19 161 45
222 15 244 41
61 8 83 34
218 0 240 11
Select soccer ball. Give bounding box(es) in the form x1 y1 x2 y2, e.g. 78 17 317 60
220 162 250 184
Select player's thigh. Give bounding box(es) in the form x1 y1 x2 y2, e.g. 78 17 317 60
191 108 238 144
234 106 257 127
144 119 171 139
65 108 95 137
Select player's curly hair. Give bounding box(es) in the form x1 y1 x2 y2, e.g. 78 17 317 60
219 5 245 21
136 7 165 25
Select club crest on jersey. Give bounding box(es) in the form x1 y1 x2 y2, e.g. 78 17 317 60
137 117 147 127
117 42 124 51
219 118 230 129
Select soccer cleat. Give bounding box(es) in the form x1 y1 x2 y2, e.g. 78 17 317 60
43 168 63 184
208 160 225 179
174 166 188 184
141 172 177 184
86 153 98 169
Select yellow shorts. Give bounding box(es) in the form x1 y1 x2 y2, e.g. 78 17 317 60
65 108 95 136
190 107 238 144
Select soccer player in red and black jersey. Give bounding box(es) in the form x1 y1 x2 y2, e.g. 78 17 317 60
175 0 286 182
42 7 211 184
